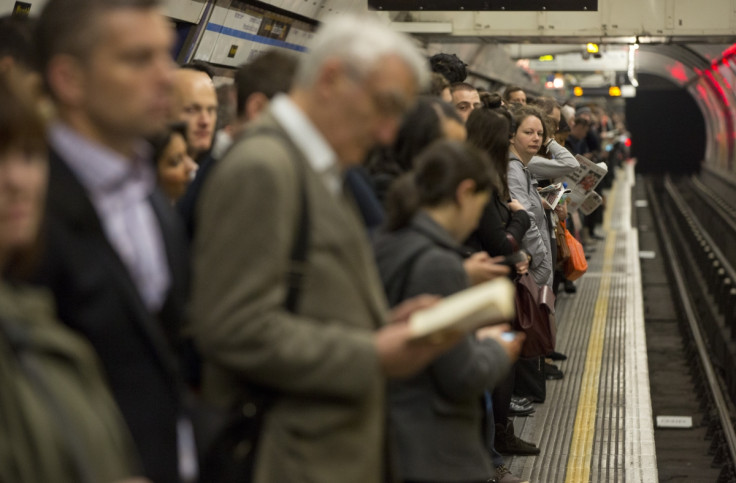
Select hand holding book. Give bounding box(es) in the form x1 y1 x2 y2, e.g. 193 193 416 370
407 277 516 342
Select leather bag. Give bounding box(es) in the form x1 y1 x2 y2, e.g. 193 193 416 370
555 221 571 267
513 273 556 358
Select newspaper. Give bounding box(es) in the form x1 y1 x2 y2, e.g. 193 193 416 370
538 182 571 210
554 155 608 213
579 191 603 215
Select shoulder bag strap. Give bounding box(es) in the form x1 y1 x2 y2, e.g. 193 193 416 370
235 126 310 314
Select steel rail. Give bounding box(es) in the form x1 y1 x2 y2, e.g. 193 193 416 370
648 176 736 469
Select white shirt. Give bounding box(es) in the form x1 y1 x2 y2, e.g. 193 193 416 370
269 94 342 196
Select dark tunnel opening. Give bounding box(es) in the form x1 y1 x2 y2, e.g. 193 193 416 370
625 73 705 175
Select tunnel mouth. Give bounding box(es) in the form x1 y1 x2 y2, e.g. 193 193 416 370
625 73 705 176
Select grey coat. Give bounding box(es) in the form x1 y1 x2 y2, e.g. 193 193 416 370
527 139 580 181
373 212 511 482
508 154 554 287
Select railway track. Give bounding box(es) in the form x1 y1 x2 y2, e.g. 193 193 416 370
646 175 736 481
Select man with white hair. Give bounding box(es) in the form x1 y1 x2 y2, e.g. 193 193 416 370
191 15 455 483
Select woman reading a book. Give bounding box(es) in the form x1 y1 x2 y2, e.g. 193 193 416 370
373 140 523 483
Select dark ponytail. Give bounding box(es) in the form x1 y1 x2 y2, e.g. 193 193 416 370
466 107 512 200
385 140 492 231
384 173 420 232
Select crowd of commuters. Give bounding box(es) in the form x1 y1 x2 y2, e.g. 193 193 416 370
0 2 620 482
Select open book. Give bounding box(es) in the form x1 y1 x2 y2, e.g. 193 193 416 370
408 277 516 341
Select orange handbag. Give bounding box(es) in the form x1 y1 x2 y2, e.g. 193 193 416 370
564 227 588 281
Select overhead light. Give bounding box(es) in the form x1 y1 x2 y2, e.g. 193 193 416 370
553 75 564 89
609 86 622 96
586 43 599 54
628 44 639 87
539 54 555 61
573 86 584 97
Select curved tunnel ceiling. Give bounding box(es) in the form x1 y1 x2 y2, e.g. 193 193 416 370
417 30 736 175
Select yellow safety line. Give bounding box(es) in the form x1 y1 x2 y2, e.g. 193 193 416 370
564 184 618 483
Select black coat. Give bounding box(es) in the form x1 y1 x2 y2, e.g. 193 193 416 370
466 192 531 257
33 151 189 483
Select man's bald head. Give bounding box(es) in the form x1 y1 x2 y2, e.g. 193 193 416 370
171 68 217 158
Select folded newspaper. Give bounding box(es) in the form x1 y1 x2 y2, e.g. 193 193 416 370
408 277 516 341
579 191 603 215
538 182 571 210
554 155 608 213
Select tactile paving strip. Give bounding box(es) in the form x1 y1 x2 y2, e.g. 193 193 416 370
508 166 658 482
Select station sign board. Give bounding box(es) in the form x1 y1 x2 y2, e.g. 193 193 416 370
369 0 597 11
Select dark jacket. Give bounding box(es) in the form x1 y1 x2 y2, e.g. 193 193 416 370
33 151 189 483
373 212 510 482
466 191 531 257
177 151 216 241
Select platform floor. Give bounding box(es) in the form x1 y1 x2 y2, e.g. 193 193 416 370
508 165 658 482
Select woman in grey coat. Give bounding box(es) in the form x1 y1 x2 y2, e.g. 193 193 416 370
507 105 554 288
373 140 522 483
527 97 579 181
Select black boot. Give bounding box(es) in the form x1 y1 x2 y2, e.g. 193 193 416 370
494 422 540 456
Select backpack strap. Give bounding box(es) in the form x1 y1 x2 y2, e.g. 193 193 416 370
383 240 434 306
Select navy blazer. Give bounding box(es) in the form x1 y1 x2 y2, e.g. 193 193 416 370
33 150 189 482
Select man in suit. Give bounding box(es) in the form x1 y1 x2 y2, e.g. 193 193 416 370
190 15 458 483
33 0 194 481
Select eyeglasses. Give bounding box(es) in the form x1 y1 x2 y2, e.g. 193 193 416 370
370 89 412 119
343 64 412 120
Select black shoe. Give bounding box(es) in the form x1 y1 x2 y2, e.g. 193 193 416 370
509 399 535 416
511 395 531 406
564 279 577 293
494 464 529 483
495 423 540 456
545 362 563 380
548 351 568 361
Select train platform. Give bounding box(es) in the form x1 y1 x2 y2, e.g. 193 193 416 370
507 164 659 482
